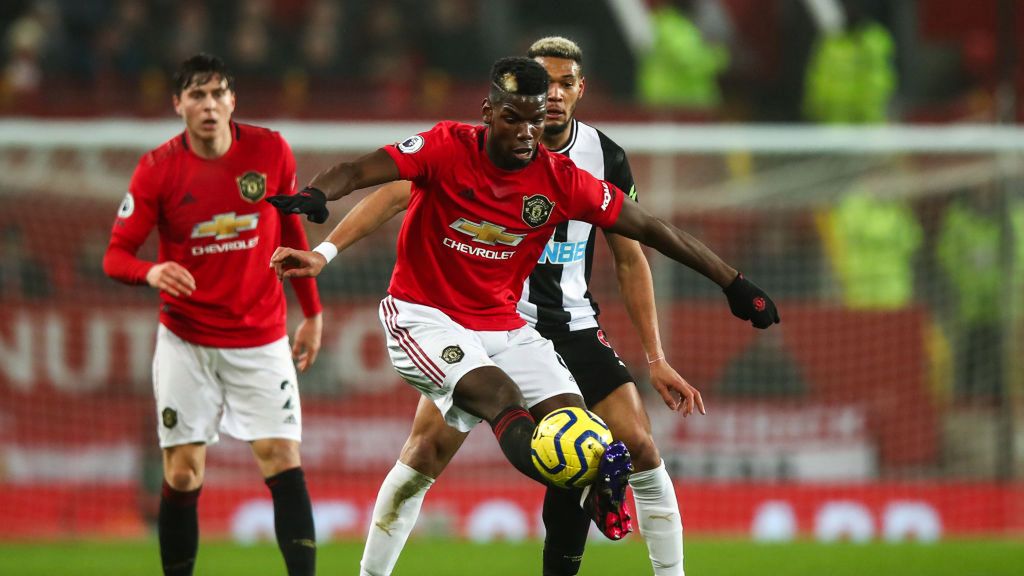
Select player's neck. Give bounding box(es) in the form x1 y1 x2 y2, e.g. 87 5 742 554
186 127 233 160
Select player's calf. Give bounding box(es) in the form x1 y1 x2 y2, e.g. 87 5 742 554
490 405 547 483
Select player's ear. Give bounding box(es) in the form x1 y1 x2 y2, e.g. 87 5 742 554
481 98 494 125
172 94 183 117
578 76 586 101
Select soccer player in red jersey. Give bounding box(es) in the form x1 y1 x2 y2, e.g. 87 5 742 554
270 56 778 569
103 54 322 576
322 37 713 576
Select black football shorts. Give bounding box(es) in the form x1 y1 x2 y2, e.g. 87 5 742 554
543 326 636 407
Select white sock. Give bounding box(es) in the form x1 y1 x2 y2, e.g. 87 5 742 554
629 460 684 576
359 461 435 576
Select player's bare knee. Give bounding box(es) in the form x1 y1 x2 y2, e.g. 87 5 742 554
252 439 301 473
399 434 452 478
619 431 660 472
165 468 201 491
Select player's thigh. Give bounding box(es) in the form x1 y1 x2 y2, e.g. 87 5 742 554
491 324 582 410
379 295 496 432
217 336 302 443
153 325 225 448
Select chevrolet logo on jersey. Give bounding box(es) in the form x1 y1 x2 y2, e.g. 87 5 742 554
192 212 259 240
449 218 525 246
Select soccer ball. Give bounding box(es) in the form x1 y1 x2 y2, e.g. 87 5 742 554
531 407 613 488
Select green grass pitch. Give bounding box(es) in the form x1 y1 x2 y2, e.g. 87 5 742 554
1 537 1021 575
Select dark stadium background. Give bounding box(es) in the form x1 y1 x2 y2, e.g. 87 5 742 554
0 1 1022 574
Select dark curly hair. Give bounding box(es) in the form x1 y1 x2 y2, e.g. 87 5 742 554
173 53 235 95
489 57 548 98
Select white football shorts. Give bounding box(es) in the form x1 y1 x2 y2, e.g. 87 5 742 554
378 295 580 432
153 324 301 448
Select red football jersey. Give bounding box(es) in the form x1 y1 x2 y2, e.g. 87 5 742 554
383 121 624 331
104 122 321 347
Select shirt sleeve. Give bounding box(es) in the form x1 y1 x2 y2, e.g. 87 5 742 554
277 134 298 196
563 167 625 229
102 159 160 284
277 136 322 318
280 214 323 318
381 121 454 185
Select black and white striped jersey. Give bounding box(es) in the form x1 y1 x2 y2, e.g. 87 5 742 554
518 118 638 334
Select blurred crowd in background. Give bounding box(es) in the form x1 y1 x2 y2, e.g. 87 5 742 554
1 0 1022 414
0 1 1021 487
0 0 1021 121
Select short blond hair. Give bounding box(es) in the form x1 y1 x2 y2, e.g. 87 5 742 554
527 36 583 67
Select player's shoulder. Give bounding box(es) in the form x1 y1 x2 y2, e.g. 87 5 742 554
428 120 480 144
576 120 629 166
137 132 186 172
234 121 280 140
593 126 627 158
234 121 289 149
541 145 578 170
538 145 587 182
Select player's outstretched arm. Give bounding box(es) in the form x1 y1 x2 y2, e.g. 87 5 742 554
310 148 401 201
268 149 401 223
607 200 780 329
606 233 705 415
269 181 412 280
326 181 412 253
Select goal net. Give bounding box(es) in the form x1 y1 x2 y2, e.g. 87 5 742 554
0 120 1021 541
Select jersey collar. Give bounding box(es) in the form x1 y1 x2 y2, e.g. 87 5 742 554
548 118 579 156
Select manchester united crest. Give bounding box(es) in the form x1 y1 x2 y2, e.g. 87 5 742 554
237 171 267 203
162 407 178 429
522 194 554 227
441 345 464 364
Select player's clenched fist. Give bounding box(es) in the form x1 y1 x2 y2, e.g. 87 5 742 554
723 273 780 329
270 246 328 280
145 261 195 297
267 186 330 223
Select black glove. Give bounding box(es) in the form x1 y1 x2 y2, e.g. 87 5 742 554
267 186 330 224
723 273 780 329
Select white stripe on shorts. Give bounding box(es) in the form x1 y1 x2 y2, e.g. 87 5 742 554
383 296 445 386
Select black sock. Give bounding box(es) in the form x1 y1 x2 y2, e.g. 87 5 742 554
265 467 316 576
158 482 200 576
490 406 545 483
542 486 590 576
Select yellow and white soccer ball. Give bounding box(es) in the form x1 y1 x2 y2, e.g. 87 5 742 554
531 407 613 488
